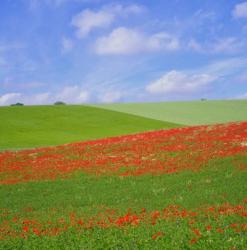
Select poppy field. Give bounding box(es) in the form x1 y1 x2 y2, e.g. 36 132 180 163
0 121 247 249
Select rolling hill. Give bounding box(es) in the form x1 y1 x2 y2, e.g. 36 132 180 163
93 100 247 125
0 105 179 150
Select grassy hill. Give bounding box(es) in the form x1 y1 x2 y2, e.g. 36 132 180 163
94 100 247 125
0 105 179 150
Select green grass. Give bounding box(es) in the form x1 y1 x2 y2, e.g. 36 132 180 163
0 105 179 150
1 157 246 214
0 156 246 249
0 102 246 249
93 99 247 125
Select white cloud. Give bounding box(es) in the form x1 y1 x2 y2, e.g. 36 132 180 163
95 27 142 55
212 37 244 54
0 92 51 106
100 91 122 103
202 57 247 76
33 92 51 104
120 4 144 15
0 86 91 106
194 9 216 22
148 32 179 51
78 91 90 102
0 93 22 106
95 27 179 55
146 70 216 94
233 2 247 18
71 4 144 38
56 85 90 103
188 37 244 54
103 3 144 16
146 58 247 97
72 9 114 38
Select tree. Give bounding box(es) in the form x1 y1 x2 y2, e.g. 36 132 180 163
54 101 66 105
10 102 24 106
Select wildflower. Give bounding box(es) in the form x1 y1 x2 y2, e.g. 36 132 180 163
141 208 146 213
190 212 197 217
22 226 29 233
12 217 18 223
192 228 201 237
152 211 160 219
152 231 164 240
190 238 197 244
33 228 40 236
216 228 224 233
188 219 196 225
77 219 84 226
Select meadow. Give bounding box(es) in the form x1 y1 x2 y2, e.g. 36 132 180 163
0 103 247 249
94 100 247 125
0 105 178 150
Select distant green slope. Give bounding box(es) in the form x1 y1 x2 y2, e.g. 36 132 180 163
94 100 247 125
0 105 179 150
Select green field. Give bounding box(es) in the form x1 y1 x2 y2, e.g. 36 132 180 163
94 100 247 125
0 103 246 249
0 105 178 150
1 156 246 249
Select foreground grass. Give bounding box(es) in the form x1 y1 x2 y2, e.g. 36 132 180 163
0 156 246 249
94 99 247 125
0 105 179 150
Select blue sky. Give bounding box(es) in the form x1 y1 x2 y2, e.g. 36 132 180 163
0 0 247 105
